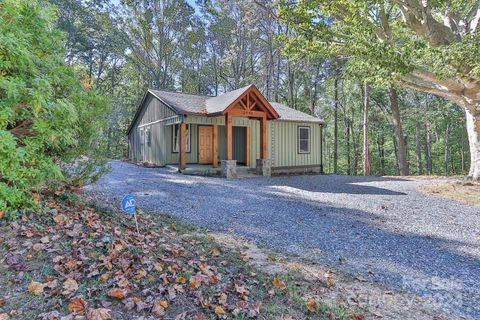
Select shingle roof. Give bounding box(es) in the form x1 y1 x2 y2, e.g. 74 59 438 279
205 85 252 114
270 102 324 123
149 89 208 114
146 87 324 124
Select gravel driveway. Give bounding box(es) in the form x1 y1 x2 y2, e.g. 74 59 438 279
85 160 480 319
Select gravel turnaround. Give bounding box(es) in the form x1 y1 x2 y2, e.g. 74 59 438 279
86 160 480 319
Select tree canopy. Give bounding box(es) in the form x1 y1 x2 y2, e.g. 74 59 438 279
279 0 480 180
0 0 108 213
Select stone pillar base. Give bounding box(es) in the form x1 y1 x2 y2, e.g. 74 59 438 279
256 159 272 177
221 160 237 178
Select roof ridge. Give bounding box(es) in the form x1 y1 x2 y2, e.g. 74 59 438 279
149 88 213 98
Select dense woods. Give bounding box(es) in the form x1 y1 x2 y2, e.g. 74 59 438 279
1 0 479 210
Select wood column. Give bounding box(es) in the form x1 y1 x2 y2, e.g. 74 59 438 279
245 126 250 166
212 124 218 167
260 116 267 159
179 123 187 171
225 114 233 160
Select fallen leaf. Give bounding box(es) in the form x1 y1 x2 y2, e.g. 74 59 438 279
152 301 166 317
218 293 228 305
252 301 261 313
0 212 4 219
0 298 6 307
235 283 249 295
159 300 169 308
68 297 88 315
214 306 225 315
0 313 8 320
192 313 206 320
189 278 197 289
62 278 79 295
273 274 286 290
175 276 186 284
134 269 147 281
40 236 50 244
27 281 45 295
86 308 111 320
107 288 127 300
100 274 110 282
349 314 365 320
306 298 317 312
210 248 221 256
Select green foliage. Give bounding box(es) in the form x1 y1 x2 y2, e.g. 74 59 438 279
278 0 480 85
0 0 108 211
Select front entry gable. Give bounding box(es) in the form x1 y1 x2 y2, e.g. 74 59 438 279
206 85 279 120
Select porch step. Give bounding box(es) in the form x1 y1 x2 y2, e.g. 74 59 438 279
167 164 256 177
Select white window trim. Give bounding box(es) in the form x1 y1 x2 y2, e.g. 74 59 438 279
172 124 191 153
298 126 311 154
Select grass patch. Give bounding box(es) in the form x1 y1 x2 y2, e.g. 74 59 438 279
418 181 480 207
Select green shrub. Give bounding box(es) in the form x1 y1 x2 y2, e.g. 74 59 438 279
0 0 109 211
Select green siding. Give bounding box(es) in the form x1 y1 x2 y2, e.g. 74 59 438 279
268 121 322 167
165 124 198 164
129 101 323 170
128 95 177 166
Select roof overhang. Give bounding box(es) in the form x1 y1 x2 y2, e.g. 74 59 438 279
221 85 279 119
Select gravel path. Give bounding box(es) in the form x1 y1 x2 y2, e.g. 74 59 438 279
85 160 480 319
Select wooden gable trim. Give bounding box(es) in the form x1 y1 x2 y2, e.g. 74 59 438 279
222 85 279 119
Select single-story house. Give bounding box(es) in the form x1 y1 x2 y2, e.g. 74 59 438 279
126 84 324 177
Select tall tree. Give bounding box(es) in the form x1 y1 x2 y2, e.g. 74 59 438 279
279 0 480 180
363 82 371 176
389 86 409 175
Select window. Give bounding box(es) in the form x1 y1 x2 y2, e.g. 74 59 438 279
146 128 151 146
172 124 191 153
298 126 310 154
139 128 144 145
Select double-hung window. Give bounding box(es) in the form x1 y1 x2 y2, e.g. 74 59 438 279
172 124 191 153
298 126 310 154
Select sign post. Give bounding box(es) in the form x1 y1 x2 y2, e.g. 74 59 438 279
121 194 139 234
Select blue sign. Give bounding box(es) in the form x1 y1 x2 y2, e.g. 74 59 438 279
121 194 136 215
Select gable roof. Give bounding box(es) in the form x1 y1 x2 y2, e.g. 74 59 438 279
127 85 324 134
205 85 251 114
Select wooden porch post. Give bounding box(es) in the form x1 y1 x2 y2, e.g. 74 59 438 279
260 116 267 159
225 113 233 160
245 126 250 166
212 124 218 167
179 122 187 171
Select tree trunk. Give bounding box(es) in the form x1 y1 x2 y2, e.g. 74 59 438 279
466 109 480 181
415 121 423 175
424 98 433 175
344 117 351 175
377 133 385 176
444 122 451 175
461 127 465 174
363 82 371 176
333 76 339 173
388 86 408 175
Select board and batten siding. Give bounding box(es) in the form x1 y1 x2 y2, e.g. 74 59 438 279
185 116 261 167
128 95 178 166
165 124 199 164
129 99 323 170
268 121 322 168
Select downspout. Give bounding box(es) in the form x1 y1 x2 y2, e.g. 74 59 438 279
320 123 324 174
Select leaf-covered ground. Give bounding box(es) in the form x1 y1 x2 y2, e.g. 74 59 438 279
417 180 480 207
0 192 359 320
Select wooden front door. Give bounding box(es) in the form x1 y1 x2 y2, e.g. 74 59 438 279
198 126 213 164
